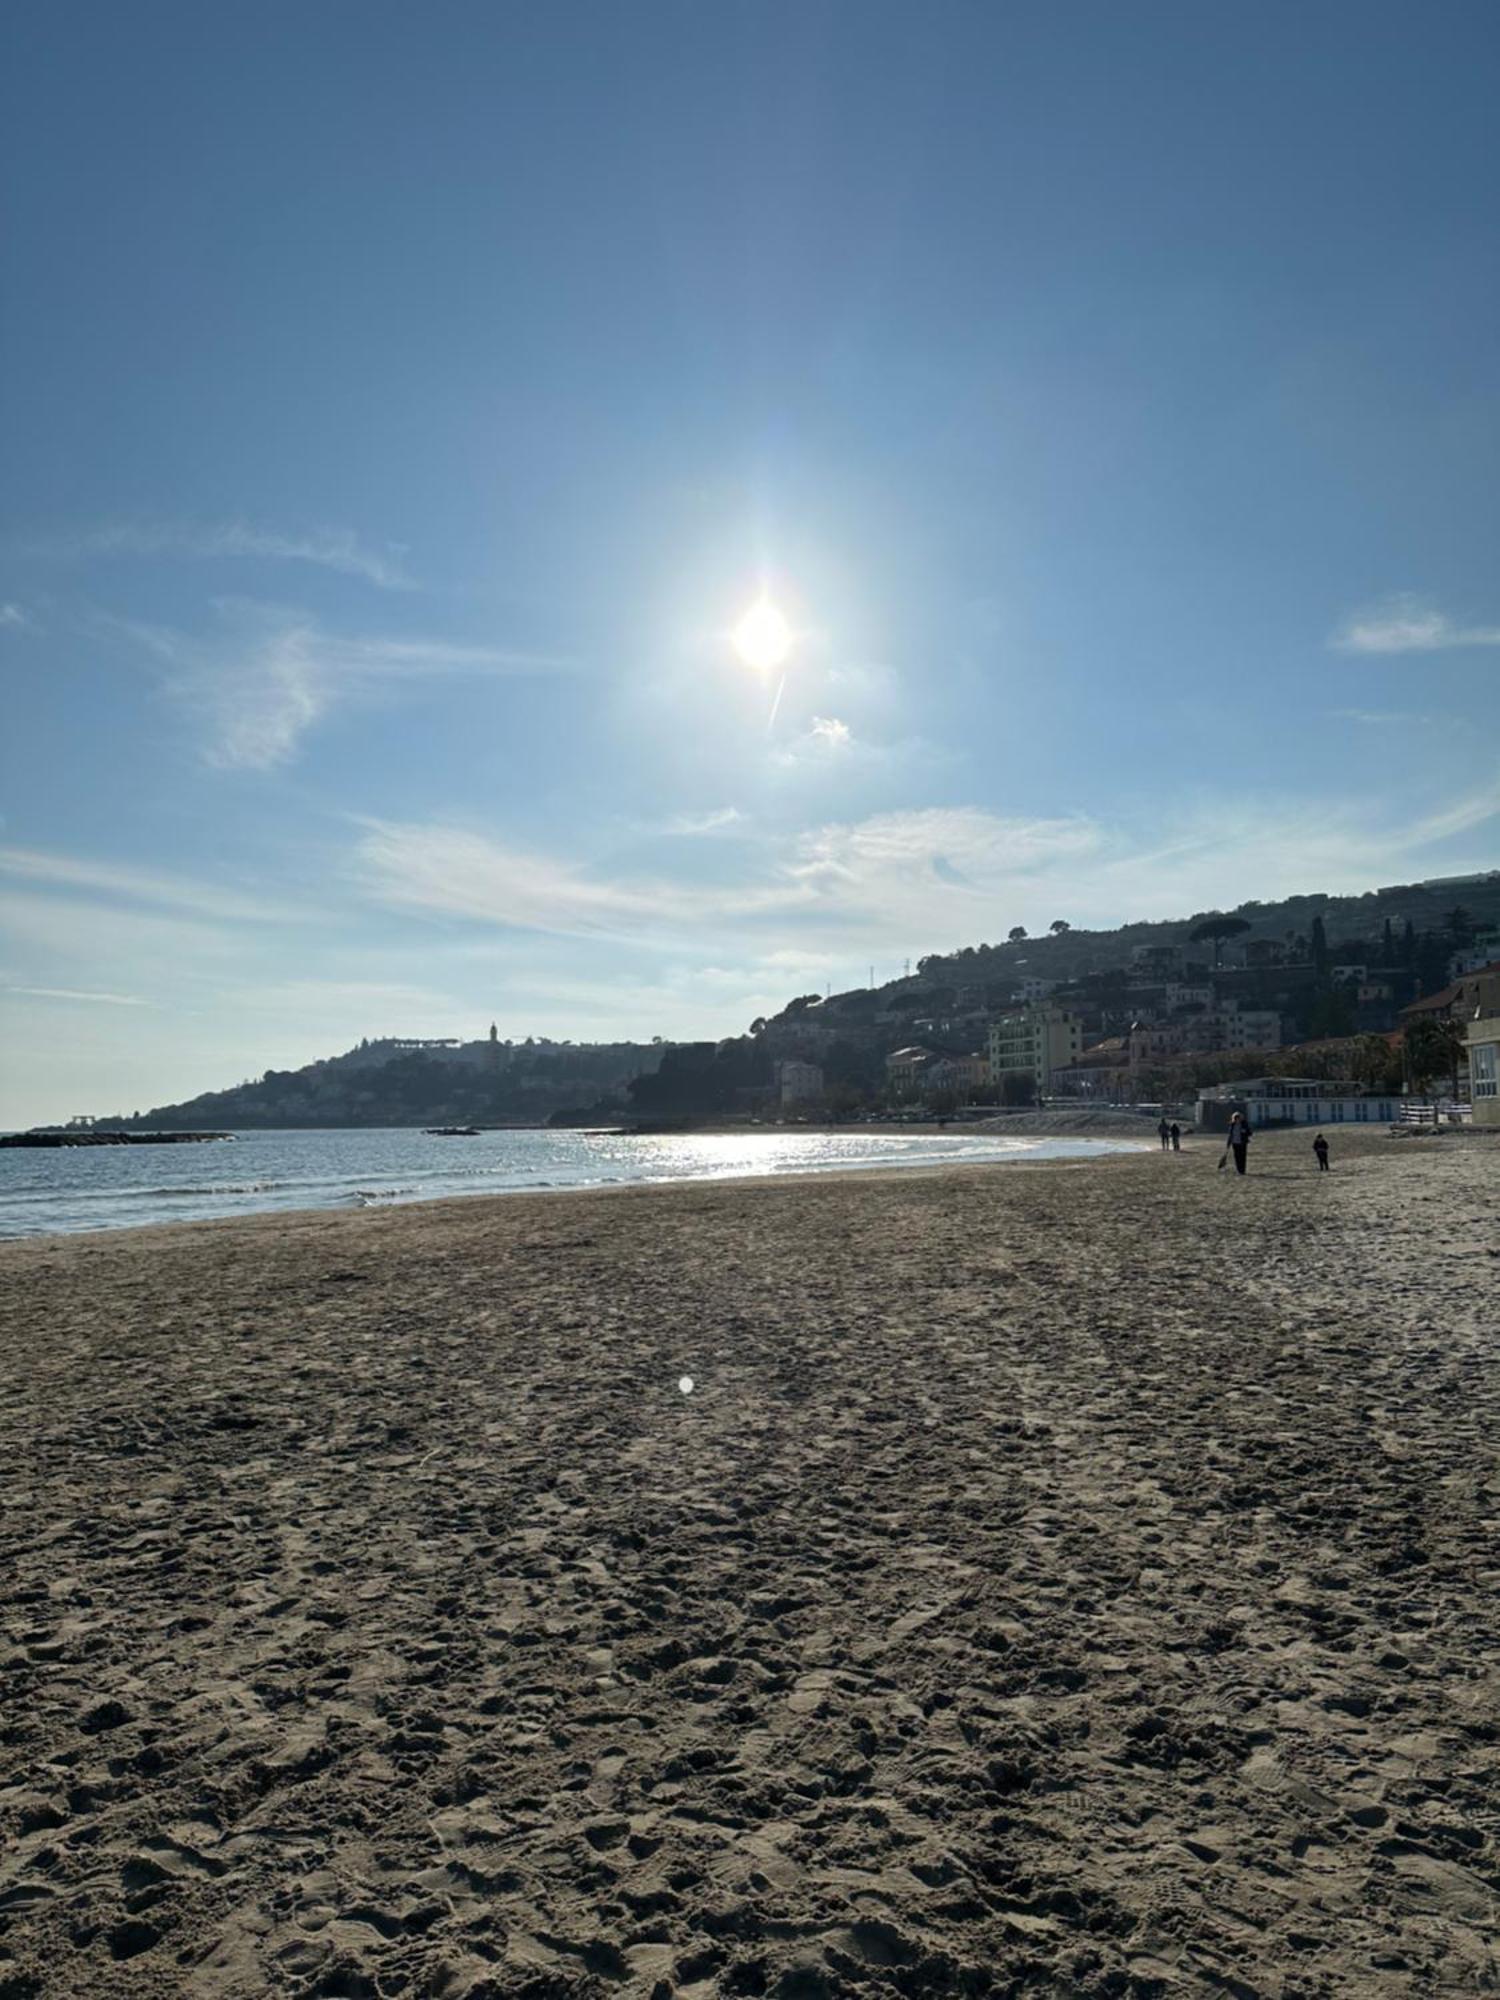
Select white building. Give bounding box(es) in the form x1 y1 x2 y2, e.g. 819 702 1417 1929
1452 934 1500 978
1196 1077 1405 1129
776 1059 824 1107
1219 1004 1281 1051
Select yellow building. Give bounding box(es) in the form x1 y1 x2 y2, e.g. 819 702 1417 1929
987 1006 1082 1094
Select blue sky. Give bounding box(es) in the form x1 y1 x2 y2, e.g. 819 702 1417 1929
2 0 1498 1124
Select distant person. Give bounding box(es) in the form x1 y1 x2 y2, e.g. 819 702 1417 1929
1224 1112 1251 1176
1158 1117 1171 1150
1313 1132 1330 1172
1169 1121 1182 1151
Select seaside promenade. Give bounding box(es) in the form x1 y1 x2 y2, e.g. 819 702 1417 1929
1 1133 1496 1997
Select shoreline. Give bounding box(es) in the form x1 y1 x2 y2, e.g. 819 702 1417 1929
0 1124 1153 1248
3 1131 1494 1996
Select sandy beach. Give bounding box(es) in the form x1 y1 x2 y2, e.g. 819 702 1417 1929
1 1131 1496 1999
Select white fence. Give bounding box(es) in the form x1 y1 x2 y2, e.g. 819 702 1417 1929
1399 1101 1472 1125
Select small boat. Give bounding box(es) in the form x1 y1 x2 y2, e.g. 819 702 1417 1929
425 1125 482 1136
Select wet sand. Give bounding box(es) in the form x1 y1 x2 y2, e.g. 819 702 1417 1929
1 1131 1497 1997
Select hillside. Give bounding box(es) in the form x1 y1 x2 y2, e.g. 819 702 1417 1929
902 869 1500 990
81 1035 667 1132
61 868 1498 1131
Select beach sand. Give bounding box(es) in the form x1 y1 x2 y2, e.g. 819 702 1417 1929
1 1131 1496 1997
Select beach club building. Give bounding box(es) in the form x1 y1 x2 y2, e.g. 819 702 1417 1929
1196 1077 1406 1130
1467 1015 1500 1126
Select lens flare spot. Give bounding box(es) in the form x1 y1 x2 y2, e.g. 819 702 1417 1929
731 598 793 672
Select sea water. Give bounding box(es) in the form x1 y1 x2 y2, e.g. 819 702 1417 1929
0 1126 1143 1238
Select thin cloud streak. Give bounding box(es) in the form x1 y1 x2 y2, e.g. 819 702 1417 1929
1332 595 1500 654
660 807 745 836
1332 708 1438 726
21 518 416 590
356 782 1500 957
356 806 1106 950
113 605 567 769
0 845 295 923
2 984 149 1006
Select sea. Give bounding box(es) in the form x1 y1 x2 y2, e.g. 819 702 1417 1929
0 1126 1143 1239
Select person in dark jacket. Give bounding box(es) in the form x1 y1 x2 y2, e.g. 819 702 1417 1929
1157 1117 1171 1149
1169 1122 1182 1151
1227 1112 1251 1175
1313 1132 1330 1171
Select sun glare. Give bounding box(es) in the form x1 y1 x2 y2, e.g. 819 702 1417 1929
730 597 793 672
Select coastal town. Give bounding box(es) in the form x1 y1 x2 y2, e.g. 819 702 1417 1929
57 874 1500 1137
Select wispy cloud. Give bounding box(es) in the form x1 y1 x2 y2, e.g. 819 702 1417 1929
1 984 149 1006
0 846 293 924
661 806 745 836
22 518 415 590
1332 595 1500 654
0 602 37 631
114 602 565 769
356 774 1500 961
1332 708 1439 726
356 805 1105 950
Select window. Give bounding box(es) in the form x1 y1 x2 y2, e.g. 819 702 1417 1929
1473 1041 1499 1101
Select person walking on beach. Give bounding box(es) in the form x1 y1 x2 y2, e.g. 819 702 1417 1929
1158 1117 1171 1150
1225 1112 1251 1175
1313 1132 1330 1172
1169 1121 1182 1151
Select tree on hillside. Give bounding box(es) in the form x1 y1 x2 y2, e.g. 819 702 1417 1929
1310 914 1330 975
1188 915 1251 969
1049 919 1071 934
1349 1034 1403 1093
1381 918 1395 964
1403 1016 1467 1103
1007 926 1027 943
1444 906 1475 944
1413 930 1454 996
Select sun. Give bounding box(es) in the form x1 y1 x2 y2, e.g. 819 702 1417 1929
730 596 793 672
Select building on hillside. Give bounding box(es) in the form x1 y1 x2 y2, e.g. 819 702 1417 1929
1128 1003 1280 1070
776 1059 824 1108
1050 1039 1131 1100
1018 977 1058 1002
1452 931 1500 978
922 1053 990 1100
988 1006 1082 1093
1195 1078 1407 1130
885 1046 938 1098
1220 1003 1282 1051
1243 938 1288 967
1131 943 1182 975
1401 964 1500 1028
1466 1016 1500 1126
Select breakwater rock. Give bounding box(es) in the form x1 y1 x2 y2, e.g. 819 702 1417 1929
0 1131 232 1148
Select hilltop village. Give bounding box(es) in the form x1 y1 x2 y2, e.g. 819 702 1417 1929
71 871 1500 1133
